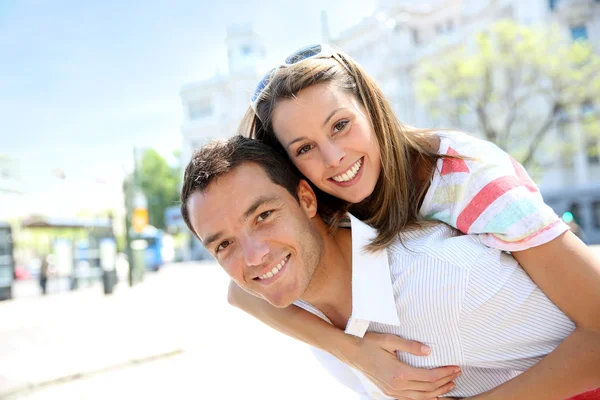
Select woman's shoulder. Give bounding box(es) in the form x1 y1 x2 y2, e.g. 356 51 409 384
433 130 504 159
421 131 567 251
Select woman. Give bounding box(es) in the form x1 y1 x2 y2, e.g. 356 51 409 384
230 44 600 399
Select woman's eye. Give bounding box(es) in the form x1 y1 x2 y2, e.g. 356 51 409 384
216 241 230 253
257 210 272 222
333 120 349 134
296 144 312 156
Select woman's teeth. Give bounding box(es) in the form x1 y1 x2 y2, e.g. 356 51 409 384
332 159 362 182
258 255 289 280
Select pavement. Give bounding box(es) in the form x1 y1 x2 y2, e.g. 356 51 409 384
0 262 356 399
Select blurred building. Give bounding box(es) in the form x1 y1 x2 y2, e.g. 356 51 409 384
180 24 266 167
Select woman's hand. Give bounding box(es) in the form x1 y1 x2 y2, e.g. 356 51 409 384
346 332 461 399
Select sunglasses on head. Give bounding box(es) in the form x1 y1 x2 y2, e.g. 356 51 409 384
250 44 343 114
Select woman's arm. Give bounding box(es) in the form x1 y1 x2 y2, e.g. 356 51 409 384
471 231 600 400
228 280 461 399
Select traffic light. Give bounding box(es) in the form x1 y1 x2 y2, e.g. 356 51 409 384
562 211 574 223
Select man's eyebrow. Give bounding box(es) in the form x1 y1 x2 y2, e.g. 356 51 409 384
243 195 279 221
202 195 280 248
202 231 224 249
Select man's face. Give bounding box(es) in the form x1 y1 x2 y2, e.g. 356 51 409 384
187 162 324 308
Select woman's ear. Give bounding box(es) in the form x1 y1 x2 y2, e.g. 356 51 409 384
297 180 318 218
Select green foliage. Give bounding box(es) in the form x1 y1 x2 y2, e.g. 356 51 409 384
416 19 600 170
126 149 181 230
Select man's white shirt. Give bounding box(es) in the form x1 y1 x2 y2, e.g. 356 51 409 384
295 215 574 399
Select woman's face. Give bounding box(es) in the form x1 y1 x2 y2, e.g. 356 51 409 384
271 83 382 204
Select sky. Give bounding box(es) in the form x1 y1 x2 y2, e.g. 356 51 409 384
0 0 377 218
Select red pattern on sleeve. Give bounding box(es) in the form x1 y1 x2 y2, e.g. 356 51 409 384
456 175 537 233
440 147 470 175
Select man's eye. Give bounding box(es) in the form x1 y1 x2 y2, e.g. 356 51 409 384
216 241 231 252
257 210 272 222
297 144 312 156
333 120 348 134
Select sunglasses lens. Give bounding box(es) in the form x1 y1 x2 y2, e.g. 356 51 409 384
251 68 276 103
284 44 322 65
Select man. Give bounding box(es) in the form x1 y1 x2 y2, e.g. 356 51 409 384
181 136 600 399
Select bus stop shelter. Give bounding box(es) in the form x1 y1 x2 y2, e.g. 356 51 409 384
20 216 116 292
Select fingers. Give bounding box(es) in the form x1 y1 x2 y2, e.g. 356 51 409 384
393 379 457 400
399 364 461 382
369 332 431 356
401 371 461 392
365 369 461 399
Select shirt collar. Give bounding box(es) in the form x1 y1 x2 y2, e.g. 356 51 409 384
344 214 401 337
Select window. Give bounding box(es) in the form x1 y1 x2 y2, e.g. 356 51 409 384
570 25 588 41
446 19 454 32
594 201 600 229
548 0 558 10
241 45 251 56
412 28 420 45
188 99 212 120
435 24 443 35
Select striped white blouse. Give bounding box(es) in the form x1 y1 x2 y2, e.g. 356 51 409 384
295 215 575 399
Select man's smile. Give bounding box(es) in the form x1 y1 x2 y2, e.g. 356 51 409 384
254 254 290 283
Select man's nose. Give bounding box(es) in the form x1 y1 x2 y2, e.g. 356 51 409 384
241 235 270 267
322 141 346 169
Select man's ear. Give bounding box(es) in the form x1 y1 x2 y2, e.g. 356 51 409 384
297 180 318 218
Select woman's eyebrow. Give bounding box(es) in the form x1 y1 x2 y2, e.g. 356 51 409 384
322 107 345 128
285 107 347 149
286 136 307 149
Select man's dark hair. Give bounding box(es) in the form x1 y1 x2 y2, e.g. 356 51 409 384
180 136 304 236
180 135 347 237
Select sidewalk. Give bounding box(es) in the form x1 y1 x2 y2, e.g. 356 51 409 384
0 271 184 398
0 262 355 399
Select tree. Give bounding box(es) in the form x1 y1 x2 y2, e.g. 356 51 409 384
416 20 600 170
125 149 181 230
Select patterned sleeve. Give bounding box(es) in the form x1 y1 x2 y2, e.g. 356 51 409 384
419 132 569 252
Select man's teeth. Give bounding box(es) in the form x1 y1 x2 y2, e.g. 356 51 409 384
258 255 289 280
332 159 362 182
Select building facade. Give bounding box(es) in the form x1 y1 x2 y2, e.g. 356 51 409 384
180 24 266 171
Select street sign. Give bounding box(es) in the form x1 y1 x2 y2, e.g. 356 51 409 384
132 207 148 233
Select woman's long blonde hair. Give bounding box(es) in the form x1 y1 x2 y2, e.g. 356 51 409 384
239 49 446 251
